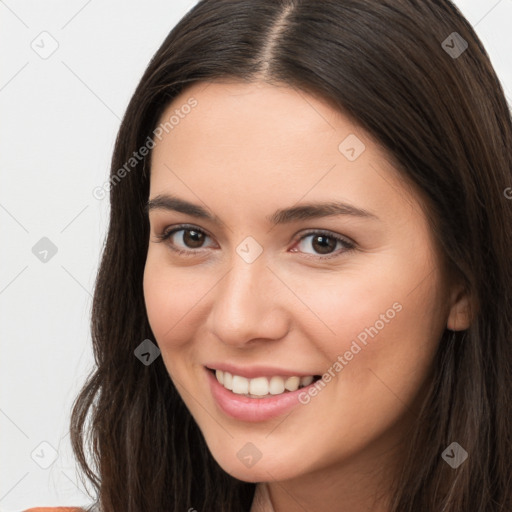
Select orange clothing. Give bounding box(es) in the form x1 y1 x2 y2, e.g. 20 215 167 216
23 485 272 512
24 508 85 512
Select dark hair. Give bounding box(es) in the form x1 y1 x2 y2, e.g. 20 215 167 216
70 1 512 510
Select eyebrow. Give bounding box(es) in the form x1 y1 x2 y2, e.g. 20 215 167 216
145 193 379 225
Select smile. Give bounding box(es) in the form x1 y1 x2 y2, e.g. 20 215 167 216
206 366 324 421
214 369 317 398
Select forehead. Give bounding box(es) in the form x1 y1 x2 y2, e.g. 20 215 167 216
149 80 420 225
155 80 360 152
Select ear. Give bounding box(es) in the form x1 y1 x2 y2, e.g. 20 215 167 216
446 284 473 331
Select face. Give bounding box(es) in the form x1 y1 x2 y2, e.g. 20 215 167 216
143 80 468 487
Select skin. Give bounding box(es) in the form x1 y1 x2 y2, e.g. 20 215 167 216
143 80 471 512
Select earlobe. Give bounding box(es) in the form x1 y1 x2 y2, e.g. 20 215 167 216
446 285 473 331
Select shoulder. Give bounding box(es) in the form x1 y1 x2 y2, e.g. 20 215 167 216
23 508 86 512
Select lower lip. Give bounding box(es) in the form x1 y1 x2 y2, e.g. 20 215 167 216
206 368 315 422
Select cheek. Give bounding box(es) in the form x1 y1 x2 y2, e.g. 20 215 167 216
142 254 211 350
290 259 445 393
282 263 402 350
284 277 444 466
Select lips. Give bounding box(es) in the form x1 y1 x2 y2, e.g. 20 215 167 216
206 367 322 421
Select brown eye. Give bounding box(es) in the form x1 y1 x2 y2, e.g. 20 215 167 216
293 231 354 258
156 225 215 254
182 229 206 248
311 235 337 254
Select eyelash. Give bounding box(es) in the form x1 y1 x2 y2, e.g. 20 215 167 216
153 223 356 260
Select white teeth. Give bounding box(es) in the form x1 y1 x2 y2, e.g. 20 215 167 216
284 376 300 392
223 371 233 390
214 370 315 397
232 375 249 395
269 376 285 395
249 377 269 396
300 375 314 387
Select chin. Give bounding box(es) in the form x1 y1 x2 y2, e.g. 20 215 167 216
207 441 306 483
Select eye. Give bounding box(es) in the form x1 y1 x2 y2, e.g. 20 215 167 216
154 224 216 254
154 225 355 259
291 230 355 258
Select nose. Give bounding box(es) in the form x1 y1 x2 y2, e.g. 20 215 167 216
207 253 290 348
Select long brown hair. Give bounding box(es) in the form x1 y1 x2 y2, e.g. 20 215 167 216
70 1 512 510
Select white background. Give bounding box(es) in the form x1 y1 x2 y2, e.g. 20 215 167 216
1 1 511 510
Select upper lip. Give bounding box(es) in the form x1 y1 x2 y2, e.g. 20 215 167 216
206 363 319 379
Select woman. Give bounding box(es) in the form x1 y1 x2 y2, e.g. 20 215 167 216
25 0 512 511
